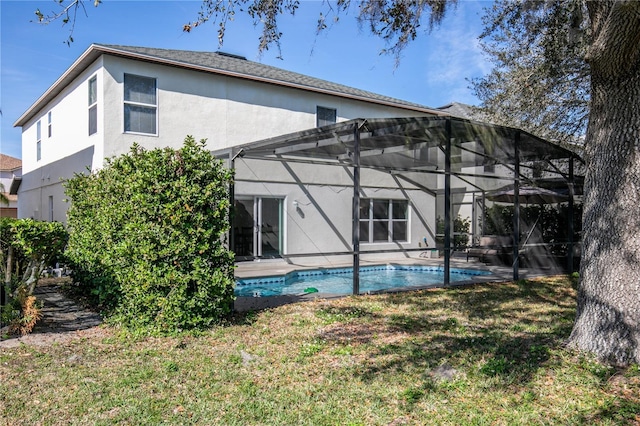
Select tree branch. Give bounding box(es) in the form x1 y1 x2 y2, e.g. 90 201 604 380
34 0 100 45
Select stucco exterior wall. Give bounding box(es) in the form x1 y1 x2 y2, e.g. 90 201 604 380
20 59 105 175
1 170 17 192
235 159 438 258
18 57 105 222
100 55 426 158
18 146 95 222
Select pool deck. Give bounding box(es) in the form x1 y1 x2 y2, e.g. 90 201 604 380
233 254 566 312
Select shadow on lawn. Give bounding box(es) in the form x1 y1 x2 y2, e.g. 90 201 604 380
576 394 640 424
361 328 561 386
319 278 577 388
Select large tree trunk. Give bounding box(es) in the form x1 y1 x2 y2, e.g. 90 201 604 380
567 2 640 365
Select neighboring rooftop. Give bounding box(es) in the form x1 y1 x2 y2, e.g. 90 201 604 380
437 102 482 120
16 44 443 127
1 194 18 203
0 154 22 171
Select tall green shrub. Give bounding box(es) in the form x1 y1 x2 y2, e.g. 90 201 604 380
1 218 67 332
1 217 68 295
484 204 582 240
483 204 583 254
64 137 235 332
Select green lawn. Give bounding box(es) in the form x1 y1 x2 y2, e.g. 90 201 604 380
1 276 638 425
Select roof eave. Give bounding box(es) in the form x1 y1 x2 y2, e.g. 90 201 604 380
13 44 105 128
9 176 22 195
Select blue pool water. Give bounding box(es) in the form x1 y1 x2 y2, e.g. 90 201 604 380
235 265 492 297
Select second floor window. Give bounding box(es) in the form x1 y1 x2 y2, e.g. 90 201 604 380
124 74 157 135
88 76 97 136
36 120 42 161
47 111 52 137
316 106 336 127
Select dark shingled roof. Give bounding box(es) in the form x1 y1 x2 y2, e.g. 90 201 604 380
98 44 436 111
437 102 481 120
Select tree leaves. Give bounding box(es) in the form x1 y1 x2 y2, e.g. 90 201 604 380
186 0 455 61
472 0 590 145
32 0 97 46
64 136 235 333
0 217 68 296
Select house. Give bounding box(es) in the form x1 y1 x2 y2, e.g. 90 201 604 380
14 44 580 269
14 44 442 222
0 154 22 218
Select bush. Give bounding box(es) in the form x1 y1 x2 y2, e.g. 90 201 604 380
483 203 583 251
436 215 471 249
1 218 65 333
7 294 42 336
1 217 68 296
64 137 235 333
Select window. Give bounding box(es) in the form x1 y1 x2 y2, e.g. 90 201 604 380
124 74 157 134
359 199 408 243
88 76 97 135
316 106 336 127
36 120 42 161
47 111 52 137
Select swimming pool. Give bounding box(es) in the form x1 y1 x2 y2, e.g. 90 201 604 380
235 265 492 297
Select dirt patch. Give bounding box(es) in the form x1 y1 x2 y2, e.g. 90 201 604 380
0 279 107 349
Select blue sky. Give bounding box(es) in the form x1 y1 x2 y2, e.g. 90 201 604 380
1 0 491 159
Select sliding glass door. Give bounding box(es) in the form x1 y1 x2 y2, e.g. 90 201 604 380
233 197 283 259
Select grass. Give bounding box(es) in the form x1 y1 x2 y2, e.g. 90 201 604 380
1 275 639 425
